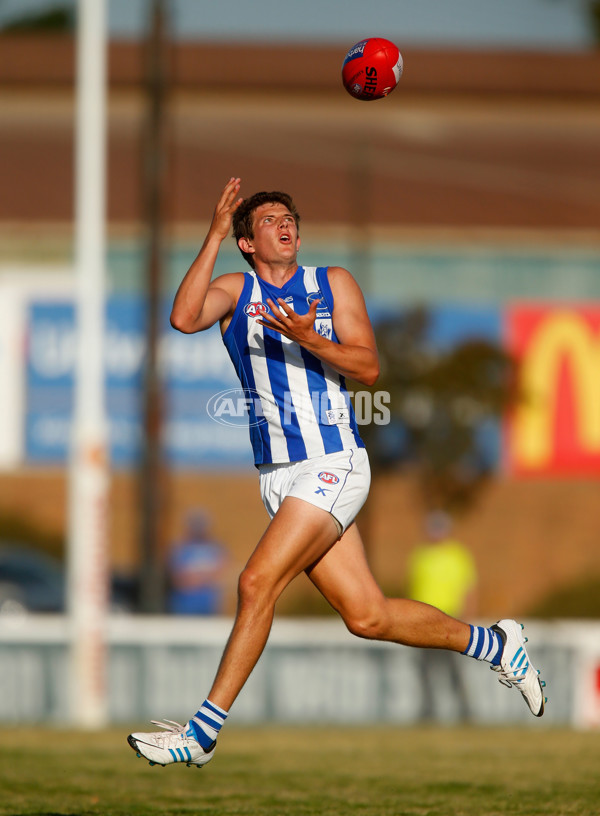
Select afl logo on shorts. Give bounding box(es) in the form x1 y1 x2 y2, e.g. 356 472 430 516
244 302 268 317
318 471 339 485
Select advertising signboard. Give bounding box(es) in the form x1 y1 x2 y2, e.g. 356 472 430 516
25 297 252 468
21 296 600 476
506 305 600 475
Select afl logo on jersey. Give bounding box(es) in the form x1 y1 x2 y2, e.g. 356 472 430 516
307 291 323 307
244 302 269 318
318 471 340 485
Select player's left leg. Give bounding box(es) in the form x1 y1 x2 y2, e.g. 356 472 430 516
306 522 471 650
306 523 546 716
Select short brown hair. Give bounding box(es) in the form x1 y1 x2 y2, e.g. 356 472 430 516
232 191 300 268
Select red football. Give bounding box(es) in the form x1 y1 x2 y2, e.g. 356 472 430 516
342 37 403 101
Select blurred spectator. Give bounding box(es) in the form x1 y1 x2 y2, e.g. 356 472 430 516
407 511 478 619
167 511 229 615
407 511 478 721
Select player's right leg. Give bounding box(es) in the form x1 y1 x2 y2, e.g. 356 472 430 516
128 496 341 768
203 496 341 710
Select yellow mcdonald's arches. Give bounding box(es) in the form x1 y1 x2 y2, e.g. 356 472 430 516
513 311 600 469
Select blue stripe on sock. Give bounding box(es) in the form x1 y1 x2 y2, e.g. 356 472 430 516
463 625 503 664
198 712 222 730
463 624 475 656
489 630 502 665
189 718 217 749
188 699 228 749
203 700 226 718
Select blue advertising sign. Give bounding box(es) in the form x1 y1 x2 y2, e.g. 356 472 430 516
25 298 502 470
25 297 253 468
26 302 75 463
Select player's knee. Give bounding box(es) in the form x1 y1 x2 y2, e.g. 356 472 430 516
343 605 388 641
237 565 273 609
237 567 259 605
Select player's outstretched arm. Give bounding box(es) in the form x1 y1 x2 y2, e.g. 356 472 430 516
258 267 379 386
171 178 243 334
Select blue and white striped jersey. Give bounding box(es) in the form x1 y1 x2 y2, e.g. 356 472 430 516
222 265 365 465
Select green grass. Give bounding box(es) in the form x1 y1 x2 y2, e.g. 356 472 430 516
1 725 599 816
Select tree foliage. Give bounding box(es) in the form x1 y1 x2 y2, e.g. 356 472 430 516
0 3 74 34
360 308 516 514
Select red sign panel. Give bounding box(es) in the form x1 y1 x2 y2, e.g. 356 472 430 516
505 305 600 476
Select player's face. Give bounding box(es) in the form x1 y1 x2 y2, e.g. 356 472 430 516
246 203 300 265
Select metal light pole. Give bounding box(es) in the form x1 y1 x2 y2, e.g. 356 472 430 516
138 0 170 613
67 0 110 728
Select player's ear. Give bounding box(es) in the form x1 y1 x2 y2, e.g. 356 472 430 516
296 235 301 252
238 236 254 256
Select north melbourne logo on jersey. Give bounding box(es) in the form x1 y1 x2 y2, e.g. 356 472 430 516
317 321 331 338
244 302 269 318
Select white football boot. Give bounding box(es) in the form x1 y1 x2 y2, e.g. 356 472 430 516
127 720 216 767
491 619 546 717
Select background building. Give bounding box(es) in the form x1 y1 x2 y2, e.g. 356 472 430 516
0 2 599 623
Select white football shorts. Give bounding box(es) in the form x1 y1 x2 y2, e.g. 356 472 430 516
258 447 370 535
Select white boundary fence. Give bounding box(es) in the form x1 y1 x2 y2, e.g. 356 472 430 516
0 617 598 728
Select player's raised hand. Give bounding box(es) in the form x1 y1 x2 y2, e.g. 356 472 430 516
257 296 321 345
208 177 243 241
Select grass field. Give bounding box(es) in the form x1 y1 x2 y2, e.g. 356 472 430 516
1 725 599 816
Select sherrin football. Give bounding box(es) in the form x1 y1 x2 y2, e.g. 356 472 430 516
342 37 403 101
